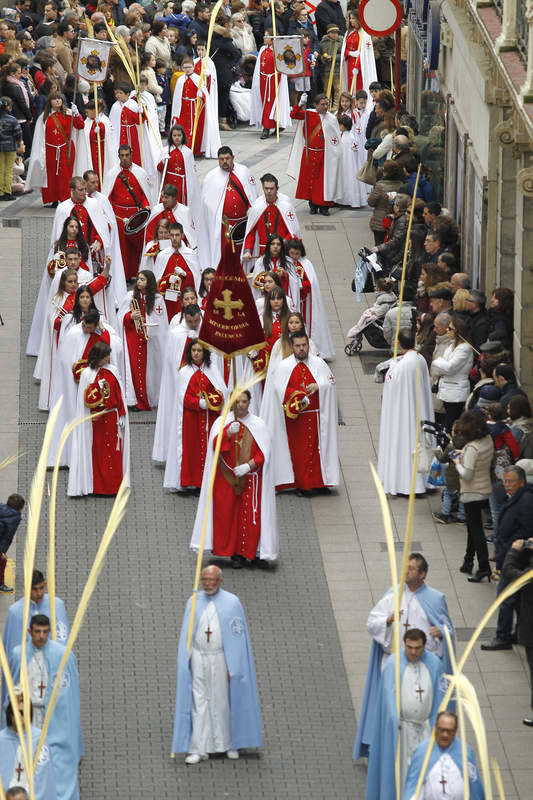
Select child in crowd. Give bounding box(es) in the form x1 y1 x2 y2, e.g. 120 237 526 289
433 422 466 524
346 276 396 340
155 58 171 134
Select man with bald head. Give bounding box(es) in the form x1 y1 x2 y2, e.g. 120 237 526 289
172 566 262 764
450 272 470 294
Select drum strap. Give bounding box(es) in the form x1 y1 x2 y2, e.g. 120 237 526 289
263 206 280 237
118 171 142 210
228 173 250 210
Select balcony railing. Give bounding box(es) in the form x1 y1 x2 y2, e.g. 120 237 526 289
493 0 504 21
516 0 530 66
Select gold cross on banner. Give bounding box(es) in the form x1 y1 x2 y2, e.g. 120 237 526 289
213 289 244 320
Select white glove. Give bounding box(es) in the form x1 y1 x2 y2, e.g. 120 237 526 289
199 398 208 410
234 463 251 477
299 92 308 107
228 421 240 436
176 267 187 277
248 349 258 359
118 416 126 429
348 50 358 58
300 395 310 408
71 103 79 115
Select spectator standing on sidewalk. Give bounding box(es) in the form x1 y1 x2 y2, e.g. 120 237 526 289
502 537 533 727
0 493 24 592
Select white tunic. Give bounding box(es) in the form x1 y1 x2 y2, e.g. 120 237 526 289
400 661 433 787
28 648 48 726
423 753 464 800
189 602 232 756
367 586 443 667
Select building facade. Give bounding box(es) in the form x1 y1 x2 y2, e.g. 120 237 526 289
406 0 533 394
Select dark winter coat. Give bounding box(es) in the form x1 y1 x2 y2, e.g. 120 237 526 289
314 0 346 39
210 26 242 88
0 503 22 553
0 109 22 152
495 484 533 570
502 547 533 647
376 212 409 270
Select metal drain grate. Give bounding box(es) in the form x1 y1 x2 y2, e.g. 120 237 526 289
304 224 336 231
379 542 423 552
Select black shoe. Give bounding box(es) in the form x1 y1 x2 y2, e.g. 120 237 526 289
319 206 330 216
523 718 533 727
309 204 318 215
252 557 270 570
459 560 473 575
260 129 270 140
481 638 513 651
231 555 245 569
433 512 450 524
0 583 13 593
468 569 492 583
0 193 14 202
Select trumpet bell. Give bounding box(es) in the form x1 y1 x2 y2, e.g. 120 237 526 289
124 208 151 235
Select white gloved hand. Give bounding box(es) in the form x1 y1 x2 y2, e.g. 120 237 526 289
348 50 358 58
199 398 208 410
71 103 79 115
234 463 251 477
299 92 308 107
176 267 187 277
300 395 310 408
118 416 126 429
248 349 258 359
228 421 240 436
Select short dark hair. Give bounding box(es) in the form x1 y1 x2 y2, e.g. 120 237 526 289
436 710 458 729
217 145 233 157
369 81 382 92
404 156 419 174
286 237 305 257
183 303 201 317
162 183 178 197
7 493 24 511
6 698 32 729
152 19 166 35
260 172 278 188
57 20 73 37
82 169 98 182
404 627 427 645
7 788 29 799
169 221 183 233
382 159 402 181
398 328 415 350
30 613 50 629
487 401 505 421
409 553 429 574
425 201 441 216
84 308 100 326
456 409 489 442
438 252 456 270
290 328 308 343
32 569 45 586
339 114 352 131
494 363 516 383
508 394 532 420
118 144 132 154
69 176 84 190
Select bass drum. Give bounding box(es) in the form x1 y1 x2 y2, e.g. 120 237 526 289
230 218 248 245
124 207 151 235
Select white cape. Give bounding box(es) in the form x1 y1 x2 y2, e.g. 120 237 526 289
102 162 156 208
117 290 169 407
81 114 118 180
260 353 339 487
377 350 435 495
163 362 227 491
67 363 130 496
170 72 221 159
287 110 343 203
153 243 201 292
249 46 291 130
158 143 205 234
242 192 300 260
190 411 279 560
47 320 122 468
339 130 368 208
289 256 335 360
201 163 258 269
339 30 378 96
143 201 197 254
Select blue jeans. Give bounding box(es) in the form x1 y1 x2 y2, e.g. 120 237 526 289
442 487 465 520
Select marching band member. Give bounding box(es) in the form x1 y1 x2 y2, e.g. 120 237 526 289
153 222 201 322
250 31 291 139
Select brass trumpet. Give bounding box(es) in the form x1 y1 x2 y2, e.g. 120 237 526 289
131 297 149 340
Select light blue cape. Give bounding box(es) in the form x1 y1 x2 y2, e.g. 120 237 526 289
0 725 57 800
403 737 485 800
172 588 262 754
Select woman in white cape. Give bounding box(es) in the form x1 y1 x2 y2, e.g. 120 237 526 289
339 10 377 96
156 125 204 230
286 237 335 360
67 341 130 497
163 341 227 492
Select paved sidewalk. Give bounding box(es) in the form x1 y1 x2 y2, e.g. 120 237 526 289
1 123 532 798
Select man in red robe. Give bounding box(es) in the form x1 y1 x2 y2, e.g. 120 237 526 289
242 173 299 261
68 176 104 253
107 145 151 280
289 93 342 216
262 328 339 496
154 222 200 320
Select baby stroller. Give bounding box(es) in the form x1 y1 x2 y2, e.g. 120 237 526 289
422 420 450 450
345 248 396 355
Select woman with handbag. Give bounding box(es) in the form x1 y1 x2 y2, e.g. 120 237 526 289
451 410 494 582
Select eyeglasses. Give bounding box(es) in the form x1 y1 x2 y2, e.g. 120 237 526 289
447 327 455 332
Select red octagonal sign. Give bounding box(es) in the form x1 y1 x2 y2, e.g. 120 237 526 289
359 0 403 37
